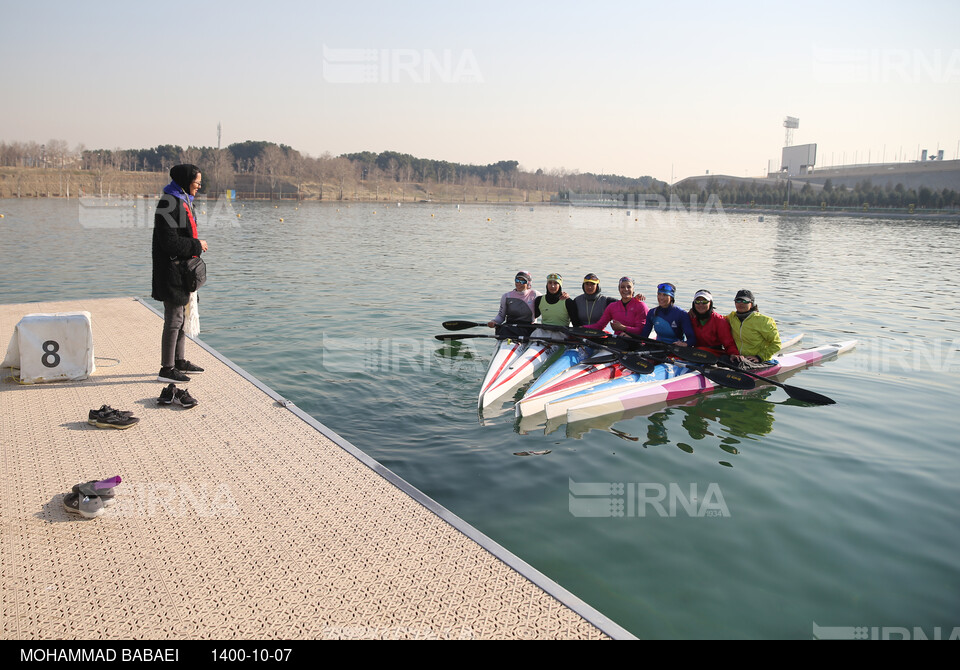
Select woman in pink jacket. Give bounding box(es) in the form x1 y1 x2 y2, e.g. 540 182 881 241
585 276 649 336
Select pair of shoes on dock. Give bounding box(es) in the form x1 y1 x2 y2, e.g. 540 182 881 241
158 383 198 409
88 405 140 430
157 359 204 383
62 476 121 520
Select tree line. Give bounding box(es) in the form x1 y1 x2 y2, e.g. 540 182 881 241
0 139 661 201
664 178 960 210
565 176 959 211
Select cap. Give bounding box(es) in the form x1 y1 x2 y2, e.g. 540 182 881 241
735 289 755 302
546 273 563 286
657 283 676 296
515 271 532 284
582 273 600 284
693 290 713 301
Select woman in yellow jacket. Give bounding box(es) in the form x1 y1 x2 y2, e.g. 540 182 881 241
726 289 782 363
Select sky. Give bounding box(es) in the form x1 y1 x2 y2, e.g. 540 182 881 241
2 0 958 183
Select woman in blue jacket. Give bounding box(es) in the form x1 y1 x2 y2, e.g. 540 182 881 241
638 283 696 346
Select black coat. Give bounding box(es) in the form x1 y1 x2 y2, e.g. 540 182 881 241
151 193 203 306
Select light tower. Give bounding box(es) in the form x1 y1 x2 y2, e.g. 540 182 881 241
784 116 799 147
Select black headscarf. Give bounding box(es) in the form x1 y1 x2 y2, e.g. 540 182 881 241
169 164 201 191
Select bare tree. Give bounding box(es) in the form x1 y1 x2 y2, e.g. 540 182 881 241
210 148 234 197
261 144 285 198
181 146 202 166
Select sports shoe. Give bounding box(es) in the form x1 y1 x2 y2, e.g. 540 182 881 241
63 491 105 519
158 366 190 383
87 405 134 426
157 383 177 405
73 477 121 507
175 359 204 374
173 387 198 409
93 409 140 430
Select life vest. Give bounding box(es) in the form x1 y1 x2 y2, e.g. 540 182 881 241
539 295 570 327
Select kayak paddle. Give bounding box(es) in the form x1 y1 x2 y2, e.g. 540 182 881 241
718 361 836 405
442 320 489 331
623 334 719 366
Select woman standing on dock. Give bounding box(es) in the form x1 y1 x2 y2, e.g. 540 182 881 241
152 164 208 383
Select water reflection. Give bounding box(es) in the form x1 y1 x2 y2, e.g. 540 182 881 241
557 385 781 464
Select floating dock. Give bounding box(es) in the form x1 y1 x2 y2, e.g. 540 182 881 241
0 298 633 640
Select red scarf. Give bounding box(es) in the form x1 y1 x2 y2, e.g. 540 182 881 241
183 201 198 239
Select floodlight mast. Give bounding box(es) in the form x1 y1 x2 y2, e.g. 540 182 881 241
784 116 800 146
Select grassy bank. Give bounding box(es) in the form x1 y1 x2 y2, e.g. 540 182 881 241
0 167 555 203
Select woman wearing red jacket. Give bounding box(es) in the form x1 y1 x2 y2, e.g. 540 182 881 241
688 290 739 356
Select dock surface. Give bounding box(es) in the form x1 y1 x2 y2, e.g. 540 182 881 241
0 298 630 640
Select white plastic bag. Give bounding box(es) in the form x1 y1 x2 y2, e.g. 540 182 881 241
184 292 200 338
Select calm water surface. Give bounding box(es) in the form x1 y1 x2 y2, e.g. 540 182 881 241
2 198 958 639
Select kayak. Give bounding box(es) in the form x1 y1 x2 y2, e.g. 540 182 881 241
515 357 631 417
522 344 594 397
554 336 808 422
542 360 690 420
564 339 857 424
478 338 526 406
478 338 560 410
517 333 803 418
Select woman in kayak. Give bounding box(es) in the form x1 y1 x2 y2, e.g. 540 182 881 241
487 271 540 328
687 289 739 356
638 282 696 346
726 289 782 363
585 276 649 336
534 273 577 327
570 273 616 327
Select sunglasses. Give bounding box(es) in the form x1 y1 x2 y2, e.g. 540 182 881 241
735 298 752 304
694 299 710 305
515 278 528 284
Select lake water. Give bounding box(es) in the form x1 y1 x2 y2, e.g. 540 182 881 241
2 198 958 639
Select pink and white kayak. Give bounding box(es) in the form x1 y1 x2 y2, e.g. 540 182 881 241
516 333 803 418
564 339 856 423
514 358 633 417
542 360 690 420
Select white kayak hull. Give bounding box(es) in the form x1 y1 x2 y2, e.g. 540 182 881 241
478 338 526 407
565 339 856 424
479 340 559 409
